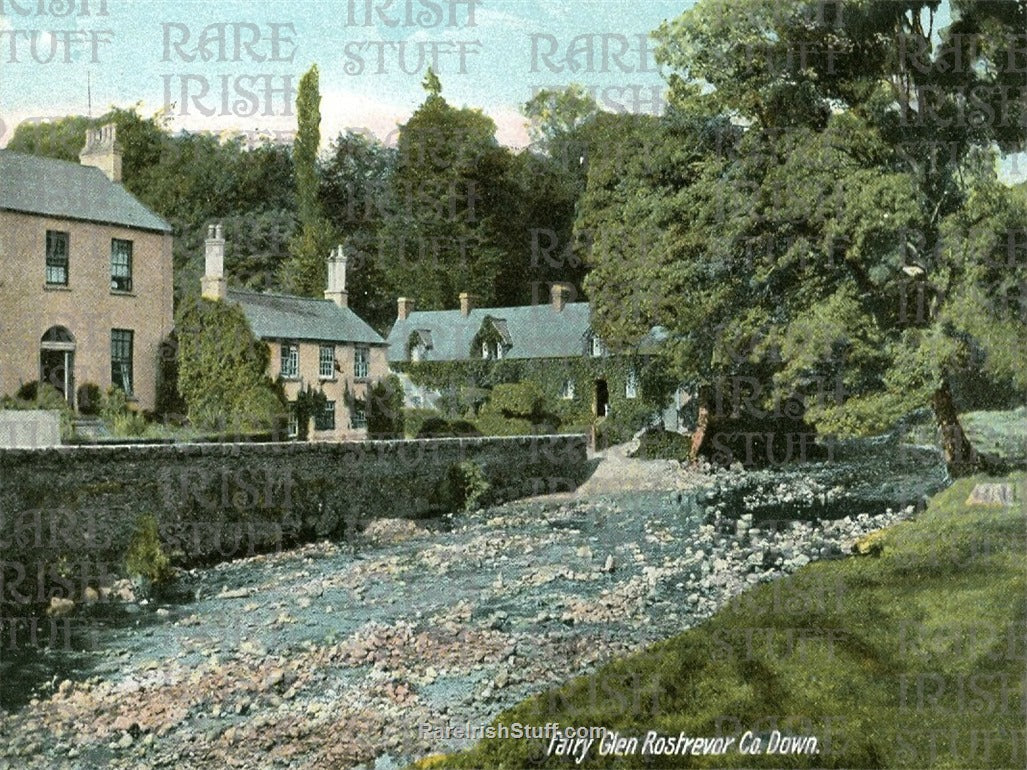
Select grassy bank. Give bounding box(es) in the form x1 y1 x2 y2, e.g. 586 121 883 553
423 474 1026 768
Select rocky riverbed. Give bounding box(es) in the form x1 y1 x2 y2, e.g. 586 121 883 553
0 447 945 770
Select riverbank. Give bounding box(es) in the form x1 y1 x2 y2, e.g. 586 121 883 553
0 447 945 769
426 473 1026 769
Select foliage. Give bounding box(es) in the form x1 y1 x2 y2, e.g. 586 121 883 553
2 382 74 439
100 386 148 437
402 408 441 439
523 84 601 156
630 428 693 462
367 375 405 437
124 515 174 587
292 383 328 440
282 64 338 297
438 473 1027 768
416 417 481 439
378 72 522 309
439 461 491 512
577 0 1027 475
175 297 286 432
320 130 397 330
397 354 676 439
75 383 102 416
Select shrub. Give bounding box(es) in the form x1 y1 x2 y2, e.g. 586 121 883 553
15 381 39 401
176 296 286 432
631 428 693 461
441 461 491 511
416 417 481 438
367 375 404 437
76 383 102 416
124 515 174 587
101 386 148 437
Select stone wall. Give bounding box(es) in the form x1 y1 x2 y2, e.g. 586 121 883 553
0 435 588 607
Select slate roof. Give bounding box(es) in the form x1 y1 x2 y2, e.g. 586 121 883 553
387 302 597 363
0 150 172 233
227 289 386 346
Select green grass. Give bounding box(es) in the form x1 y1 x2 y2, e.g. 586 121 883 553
904 409 1027 468
424 474 1026 769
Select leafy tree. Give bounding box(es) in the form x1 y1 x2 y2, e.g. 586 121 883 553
523 84 601 158
379 70 520 309
320 130 397 329
282 64 336 296
638 0 1027 475
175 297 286 432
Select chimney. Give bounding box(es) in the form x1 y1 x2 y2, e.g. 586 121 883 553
201 224 227 301
79 123 122 183
550 282 574 312
459 292 477 317
397 297 415 320
324 244 348 308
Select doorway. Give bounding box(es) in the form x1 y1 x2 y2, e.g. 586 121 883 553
40 326 76 407
594 378 609 418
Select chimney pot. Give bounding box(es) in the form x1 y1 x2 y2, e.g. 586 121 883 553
459 292 477 317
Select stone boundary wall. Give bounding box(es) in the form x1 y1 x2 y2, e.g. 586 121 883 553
0 435 588 607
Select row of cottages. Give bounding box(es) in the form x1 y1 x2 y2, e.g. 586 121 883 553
384 285 688 430
199 227 389 440
0 127 174 412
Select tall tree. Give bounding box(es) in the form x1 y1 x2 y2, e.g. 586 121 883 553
320 130 396 329
379 69 519 309
630 0 1027 475
282 64 336 296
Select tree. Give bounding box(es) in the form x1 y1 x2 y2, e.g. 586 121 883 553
639 0 1027 475
320 130 397 329
175 297 286 432
282 64 336 296
379 70 520 309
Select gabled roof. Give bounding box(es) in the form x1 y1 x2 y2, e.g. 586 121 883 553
228 289 386 346
386 302 595 362
0 150 172 233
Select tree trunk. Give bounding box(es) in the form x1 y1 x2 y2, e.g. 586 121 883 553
689 384 711 461
931 379 978 478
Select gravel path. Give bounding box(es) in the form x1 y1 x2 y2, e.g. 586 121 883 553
0 446 939 769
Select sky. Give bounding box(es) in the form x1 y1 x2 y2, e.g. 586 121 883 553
0 0 1022 181
0 0 689 148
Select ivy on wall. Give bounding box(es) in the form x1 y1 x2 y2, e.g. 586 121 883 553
394 353 679 443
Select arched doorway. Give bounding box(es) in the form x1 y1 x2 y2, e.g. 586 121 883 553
40 326 75 407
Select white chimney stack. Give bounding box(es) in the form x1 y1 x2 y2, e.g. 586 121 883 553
79 123 123 183
201 224 227 301
325 244 348 308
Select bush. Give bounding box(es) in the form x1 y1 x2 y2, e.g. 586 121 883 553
630 428 693 461
367 375 405 437
124 515 174 587
416 416 481 438
403 408 441 438
101 386 148 437
441 461 491 511
76 383 102 416
176 296 286 432
15 381 39 401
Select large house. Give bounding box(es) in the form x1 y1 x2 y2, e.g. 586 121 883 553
385 284 686 432
200 228 389 440
0 126 174 412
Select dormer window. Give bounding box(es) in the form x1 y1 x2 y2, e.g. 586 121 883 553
474 316 509 361
589 335 605 358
